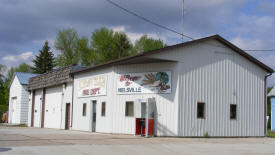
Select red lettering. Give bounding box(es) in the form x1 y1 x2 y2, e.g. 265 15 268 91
90 88 100 95
120 76 125 82
120 75 141 82
82 89 89 96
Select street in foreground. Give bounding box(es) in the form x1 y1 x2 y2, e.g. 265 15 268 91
0 127 275 155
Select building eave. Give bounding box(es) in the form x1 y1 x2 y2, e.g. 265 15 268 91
71 34 274 75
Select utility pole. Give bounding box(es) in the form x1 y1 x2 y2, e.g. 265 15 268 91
181 0 185 42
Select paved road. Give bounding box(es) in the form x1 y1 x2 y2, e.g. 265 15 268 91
0 127 275 155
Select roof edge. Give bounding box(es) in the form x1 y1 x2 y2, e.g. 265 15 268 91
71 34 274 74
213 35 274 73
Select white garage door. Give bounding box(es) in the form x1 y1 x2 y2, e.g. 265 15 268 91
34 89 42 127
44 86 63 129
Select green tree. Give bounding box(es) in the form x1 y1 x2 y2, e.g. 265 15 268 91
55 28 80 67
133 35 166 53
32 41 55 74
0 65 8 120
113 32 132 59
6 63 33 86
91 27 133 64
0 65 6 85
78 37 96 66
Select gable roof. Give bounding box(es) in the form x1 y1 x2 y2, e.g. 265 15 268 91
268 87 275 97
15 72 39 85
72 35 274 75
9 72 39 88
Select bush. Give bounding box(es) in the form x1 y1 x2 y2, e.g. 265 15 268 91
204 132 209 138
0 104 8 123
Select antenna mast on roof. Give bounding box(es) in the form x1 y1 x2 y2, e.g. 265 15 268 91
181 0 185 42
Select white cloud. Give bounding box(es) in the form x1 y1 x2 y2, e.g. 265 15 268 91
233 15 274 35
20 51 33 60
2 51 34 63
231 37 264 50
3 55 17 62
111 26 164 44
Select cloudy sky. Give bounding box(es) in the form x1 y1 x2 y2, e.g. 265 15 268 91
0 0 275 86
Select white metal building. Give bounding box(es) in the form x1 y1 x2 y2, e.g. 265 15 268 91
71 35 273 137
28 66 84 129
8 72 38 124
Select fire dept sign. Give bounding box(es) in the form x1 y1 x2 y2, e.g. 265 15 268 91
77 75 107 97
117 71 171 94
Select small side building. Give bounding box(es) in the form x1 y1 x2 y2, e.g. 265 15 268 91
268 87 275 131
8 72 39 124
27 65 84 129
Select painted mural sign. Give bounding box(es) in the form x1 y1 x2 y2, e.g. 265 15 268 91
77 75 107 97
117 71 171 94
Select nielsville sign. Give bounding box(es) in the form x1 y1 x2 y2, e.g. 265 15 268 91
117 71 172 94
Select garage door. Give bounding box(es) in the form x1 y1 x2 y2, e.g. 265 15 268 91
34 89 42 127
44 86 63 129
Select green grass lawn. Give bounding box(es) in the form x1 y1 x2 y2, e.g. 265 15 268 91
268 130 275 138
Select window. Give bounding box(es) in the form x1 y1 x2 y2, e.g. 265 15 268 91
125 101 134 117
230 104 237 119
197 102 205 119
101 102 106 116
82 103 86 116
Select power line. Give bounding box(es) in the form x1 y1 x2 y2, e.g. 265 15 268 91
105 0 275 52
243 50 275 52
105 0 194 40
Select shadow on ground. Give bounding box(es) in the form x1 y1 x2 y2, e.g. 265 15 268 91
0 148 12 152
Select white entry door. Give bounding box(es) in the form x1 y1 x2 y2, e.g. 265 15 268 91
11 97 17 123
34 89 42 127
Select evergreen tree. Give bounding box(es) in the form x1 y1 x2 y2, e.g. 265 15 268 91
32 41 55 73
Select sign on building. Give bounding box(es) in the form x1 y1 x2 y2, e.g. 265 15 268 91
117 71 171 94
77 75 107 97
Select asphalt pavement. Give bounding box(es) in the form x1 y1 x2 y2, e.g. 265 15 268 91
0 127 275 155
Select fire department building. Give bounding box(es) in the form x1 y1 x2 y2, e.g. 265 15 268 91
27 35 274 137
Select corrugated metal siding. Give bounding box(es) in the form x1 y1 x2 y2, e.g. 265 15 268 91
72 39 267 137
148 40 267 136
73 68 113 132
113 63 179 136
73 63 179 136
